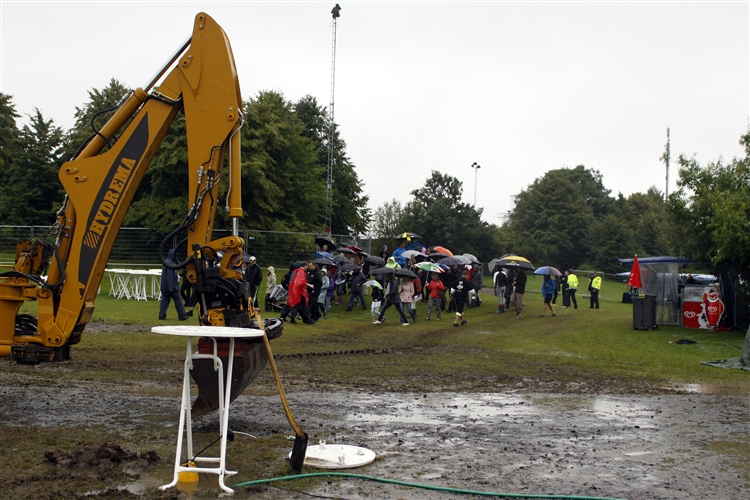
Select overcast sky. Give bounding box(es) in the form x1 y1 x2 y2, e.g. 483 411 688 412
2 1 748 227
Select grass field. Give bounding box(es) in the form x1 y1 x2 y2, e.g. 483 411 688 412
15 273 748 395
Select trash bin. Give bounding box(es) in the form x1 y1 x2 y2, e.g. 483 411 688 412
633 294 657 330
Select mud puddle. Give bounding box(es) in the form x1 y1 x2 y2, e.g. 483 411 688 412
2 386 748 499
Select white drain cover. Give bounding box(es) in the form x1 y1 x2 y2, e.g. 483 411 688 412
290 442 376 469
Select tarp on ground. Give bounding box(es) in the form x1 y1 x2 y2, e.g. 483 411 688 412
701 325 750 371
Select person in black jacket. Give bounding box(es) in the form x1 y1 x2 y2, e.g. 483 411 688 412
307 261 323 320
244 255 262 307
510 268 527 319
346 269 367 311
452 270 471 327
159 249 190 321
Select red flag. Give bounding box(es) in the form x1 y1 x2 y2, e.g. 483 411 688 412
627 255 642 289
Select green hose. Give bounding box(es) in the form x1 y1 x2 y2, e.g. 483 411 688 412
234 472 627 500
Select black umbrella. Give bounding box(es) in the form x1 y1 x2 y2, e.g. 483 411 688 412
337 247 357 255
370 267 396 277
394 232 422 241
332 254 353 264
395 268 417 278
340 263 361 272
312 257 336 266
497 255 534 270
440 255 472 266
428 252 450 260
315 237 337 252
365 255 385 266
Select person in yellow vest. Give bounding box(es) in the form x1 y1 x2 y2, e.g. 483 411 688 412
588 272 602 309
564 270 578 309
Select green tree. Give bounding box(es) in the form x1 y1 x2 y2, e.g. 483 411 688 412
586 214 636 272
0 93 21 206
61 79 132 161
0 109 64 224
507 166 604 270
124 115 192 232
369 198 407 251
670 132 750 279
621 187 674 257
401 171 494 260
241 91 323 231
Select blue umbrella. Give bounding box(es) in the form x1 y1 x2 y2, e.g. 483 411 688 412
534 266 562 276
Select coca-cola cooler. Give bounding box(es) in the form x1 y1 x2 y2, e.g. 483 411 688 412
681 285 724 329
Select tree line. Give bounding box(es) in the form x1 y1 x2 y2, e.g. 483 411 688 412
1 85 748 282
370 142 749 281
0 81 369 236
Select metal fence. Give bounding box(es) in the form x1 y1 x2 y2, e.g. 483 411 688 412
0 225 376 270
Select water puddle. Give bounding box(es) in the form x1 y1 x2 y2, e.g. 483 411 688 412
346 393 535 426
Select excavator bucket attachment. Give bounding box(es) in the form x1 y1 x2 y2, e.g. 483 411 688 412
190 318 283 419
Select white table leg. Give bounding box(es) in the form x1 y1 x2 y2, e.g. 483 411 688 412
163 336 236 494
161 337 194 491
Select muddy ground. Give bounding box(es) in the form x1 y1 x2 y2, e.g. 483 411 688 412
2 374 748 499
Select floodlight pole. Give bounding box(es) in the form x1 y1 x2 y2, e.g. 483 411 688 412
660 128 670 202
325 5 340 235
470 162 481 206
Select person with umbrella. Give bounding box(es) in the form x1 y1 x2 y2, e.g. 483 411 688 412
317 267 330 320
345 267 367 312
510 268 527 319
492 263 508 314
307 261 323 321
425 272 445 320
325 266 336 313
374 274 410 326
539 275 557 317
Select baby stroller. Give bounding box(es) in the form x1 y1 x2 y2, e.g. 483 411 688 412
266 284 288 312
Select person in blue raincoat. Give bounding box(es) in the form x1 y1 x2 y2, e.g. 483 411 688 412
539 275 557 317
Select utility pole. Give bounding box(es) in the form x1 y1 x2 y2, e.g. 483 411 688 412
660 128 670 201
325 4 341 235
470 162 480 206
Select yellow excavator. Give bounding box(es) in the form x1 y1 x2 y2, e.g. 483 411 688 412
0 14 305 460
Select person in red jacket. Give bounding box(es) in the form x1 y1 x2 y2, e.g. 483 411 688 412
425 272 445 320
280 261 315 324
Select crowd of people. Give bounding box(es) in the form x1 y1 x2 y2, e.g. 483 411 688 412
490 265 603 321
210 240 606 327
250 241 491 327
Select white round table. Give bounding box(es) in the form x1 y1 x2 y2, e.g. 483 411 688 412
152 325 264 494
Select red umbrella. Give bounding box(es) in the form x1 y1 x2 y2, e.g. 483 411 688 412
627 255 642 289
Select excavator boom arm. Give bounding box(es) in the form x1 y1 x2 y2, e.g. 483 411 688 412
0 13 244 362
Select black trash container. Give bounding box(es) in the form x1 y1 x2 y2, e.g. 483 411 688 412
633 294 657 330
